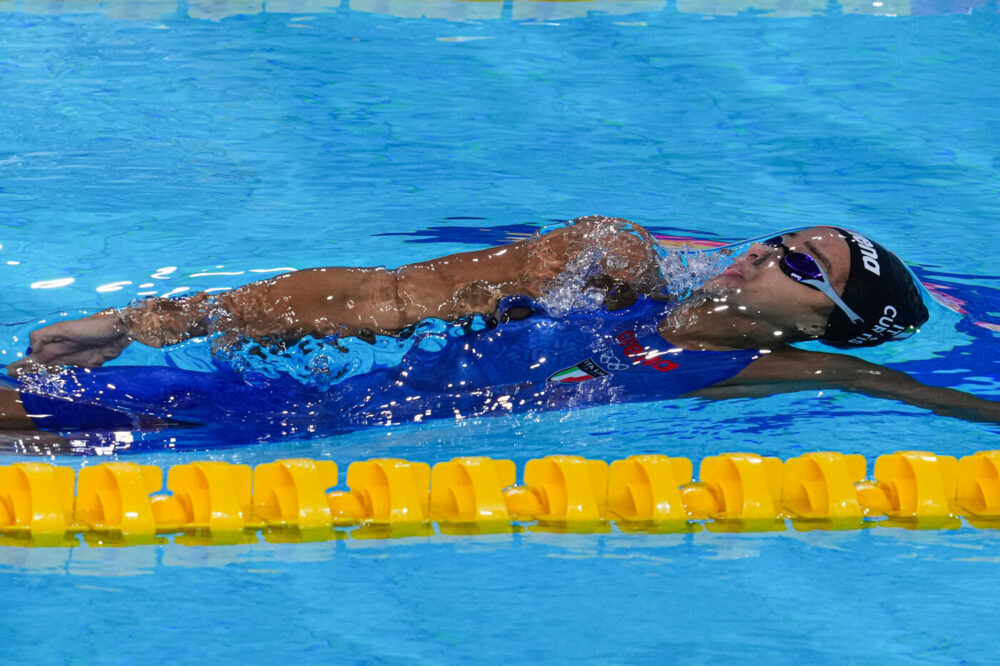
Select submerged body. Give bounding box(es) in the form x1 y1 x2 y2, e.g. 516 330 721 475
11 296 759 438
2 216 997 440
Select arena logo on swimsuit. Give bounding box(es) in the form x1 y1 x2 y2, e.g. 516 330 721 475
616 330 679 372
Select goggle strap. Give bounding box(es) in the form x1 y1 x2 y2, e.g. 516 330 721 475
799 278 864 325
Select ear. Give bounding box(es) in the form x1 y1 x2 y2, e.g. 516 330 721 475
796 321 827 338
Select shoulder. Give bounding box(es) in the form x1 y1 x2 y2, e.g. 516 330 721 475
544 216 661 257
568 215 656 241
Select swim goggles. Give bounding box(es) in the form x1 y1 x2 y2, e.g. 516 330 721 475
762 236 864 325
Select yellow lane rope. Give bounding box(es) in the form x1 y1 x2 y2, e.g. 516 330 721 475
2 450 998 546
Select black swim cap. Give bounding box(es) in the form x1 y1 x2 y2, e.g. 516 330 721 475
821 228 929 348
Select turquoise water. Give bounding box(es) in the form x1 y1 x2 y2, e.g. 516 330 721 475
2 0 1000 662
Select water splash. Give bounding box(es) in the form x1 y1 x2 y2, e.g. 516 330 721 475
214 314 492 391
535 245 610 316
536 240 732 315
655 247 733 300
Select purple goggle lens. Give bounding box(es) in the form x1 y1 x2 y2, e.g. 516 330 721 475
763 236 824 283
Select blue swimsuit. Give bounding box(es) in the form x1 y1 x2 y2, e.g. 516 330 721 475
13 296 760 442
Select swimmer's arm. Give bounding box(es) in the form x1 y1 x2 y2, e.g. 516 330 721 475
692 347 1000 424
122 214 660 342
17 268 404 369
12 271 383 371
18 216 663 368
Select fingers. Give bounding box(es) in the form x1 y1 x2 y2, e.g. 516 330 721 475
4 354 66 377
21 334 71 365
26 328 57 359
19 313 131 370
5 357 36 378
7 349 113 375
7 333 128 373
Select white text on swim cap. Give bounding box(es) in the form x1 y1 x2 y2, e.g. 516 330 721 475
848 305 906 345
852 233 881 276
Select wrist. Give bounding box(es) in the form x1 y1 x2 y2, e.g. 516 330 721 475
116 294 213 348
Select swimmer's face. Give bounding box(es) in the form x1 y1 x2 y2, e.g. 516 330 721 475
702 227 851 339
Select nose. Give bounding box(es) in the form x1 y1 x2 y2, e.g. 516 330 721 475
746 242 777 264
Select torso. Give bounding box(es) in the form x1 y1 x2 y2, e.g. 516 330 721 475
302 295 763 427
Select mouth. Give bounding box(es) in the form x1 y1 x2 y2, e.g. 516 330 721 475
718 263 744 279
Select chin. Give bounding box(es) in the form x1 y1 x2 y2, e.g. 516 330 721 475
699 274 741 295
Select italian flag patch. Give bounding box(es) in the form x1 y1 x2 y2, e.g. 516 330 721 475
547 358 610 383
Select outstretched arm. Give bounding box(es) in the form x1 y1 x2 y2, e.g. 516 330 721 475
17 216 663 368
693 346 1000 424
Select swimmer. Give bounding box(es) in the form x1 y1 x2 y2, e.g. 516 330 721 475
1 216 997 434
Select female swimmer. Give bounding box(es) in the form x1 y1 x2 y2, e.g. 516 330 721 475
1 216 997 434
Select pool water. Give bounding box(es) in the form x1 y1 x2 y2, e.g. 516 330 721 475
1 0 999 662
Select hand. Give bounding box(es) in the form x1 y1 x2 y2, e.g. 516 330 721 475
9 312 132 373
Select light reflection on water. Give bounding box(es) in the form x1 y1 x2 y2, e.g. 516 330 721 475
3 522 1000 662
0 3 999 660
0 0 992 20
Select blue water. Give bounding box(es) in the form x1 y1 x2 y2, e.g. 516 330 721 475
2 0 999 662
